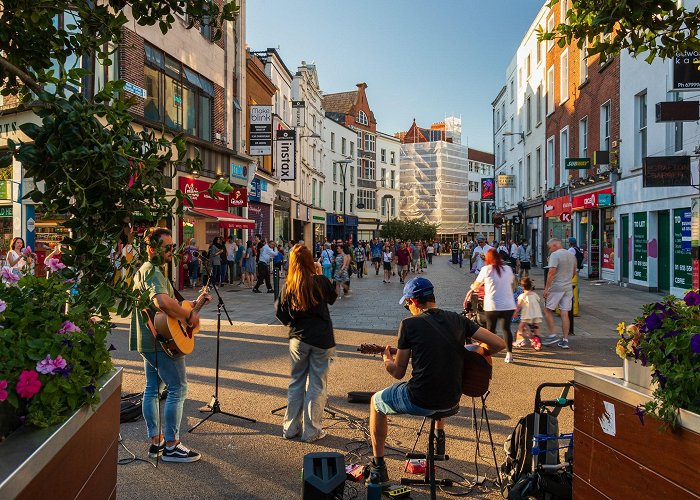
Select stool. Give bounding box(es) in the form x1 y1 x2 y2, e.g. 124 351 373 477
400 405 460 499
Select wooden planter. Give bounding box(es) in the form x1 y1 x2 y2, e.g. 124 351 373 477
574 367 700 499
0 368 122 500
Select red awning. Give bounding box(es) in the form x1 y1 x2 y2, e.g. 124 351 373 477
185 208 255 229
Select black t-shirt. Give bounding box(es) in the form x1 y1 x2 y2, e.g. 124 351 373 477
275 275 338 349
398 308 480 410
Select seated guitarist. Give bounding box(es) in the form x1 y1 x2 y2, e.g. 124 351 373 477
368 277 505 487
129 227 211 463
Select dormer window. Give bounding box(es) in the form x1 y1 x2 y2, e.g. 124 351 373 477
357 110 368 126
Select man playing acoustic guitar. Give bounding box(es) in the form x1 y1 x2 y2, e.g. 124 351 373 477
368 277 505 487
129 227 211 463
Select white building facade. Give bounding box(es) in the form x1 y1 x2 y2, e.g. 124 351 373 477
376 133 401 230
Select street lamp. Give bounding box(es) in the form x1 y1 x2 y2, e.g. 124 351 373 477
333 158 353 242
503 131 525 144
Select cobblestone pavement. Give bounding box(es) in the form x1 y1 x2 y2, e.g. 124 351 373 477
112 255 663 499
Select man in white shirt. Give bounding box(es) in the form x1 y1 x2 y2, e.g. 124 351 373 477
470 236 492 272
225 236 237 284
509 239 519 268
253 240 278 293
542 238 577 349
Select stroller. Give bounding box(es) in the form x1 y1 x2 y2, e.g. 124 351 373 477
463 287 486 327
500 383 574 500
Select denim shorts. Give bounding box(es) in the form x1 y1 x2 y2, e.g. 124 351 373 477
374 382 445 417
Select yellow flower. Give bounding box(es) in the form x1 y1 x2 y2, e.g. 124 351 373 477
617 322 626 336
626 324 639 335
615 340 627 359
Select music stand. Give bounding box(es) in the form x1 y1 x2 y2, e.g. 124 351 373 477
189 267 256 432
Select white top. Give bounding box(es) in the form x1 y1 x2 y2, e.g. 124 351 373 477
510 243 519 258
225 242 237 261
548 249 576 293
475 264 516 311
7 250 25 270
472 244 492 271
517 291 543 322
259 244 279 264
427 245 434 254
383 251 393 262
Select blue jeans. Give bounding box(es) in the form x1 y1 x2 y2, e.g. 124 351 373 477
140 351 188 442
212 264 224 285
373 382 451 416
283 338 335 440
188 259 199 286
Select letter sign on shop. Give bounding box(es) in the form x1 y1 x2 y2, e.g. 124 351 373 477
292 101 305 128
276 129 296 181
250 105 273 156
673 51 700 90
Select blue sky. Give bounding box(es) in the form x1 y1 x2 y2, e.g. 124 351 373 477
247 1 544 152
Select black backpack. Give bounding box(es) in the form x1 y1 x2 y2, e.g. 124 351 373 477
120 393 143 423
573 247 584 270
498 248 510 261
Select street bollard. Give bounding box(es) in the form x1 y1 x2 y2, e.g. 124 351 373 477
273 265 280 300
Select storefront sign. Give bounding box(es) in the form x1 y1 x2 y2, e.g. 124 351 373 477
0 121 17 139
124 81 147 99
481 178 495 201
249 178 261 202
326 214 358 226
565 157 591 170
559 213 571 222
674 208 692 288
543 196 572 218
230 163 248 182
572 188 613 211
313 215 325 221
292 100 305 128
275 191 292 209
673 51 700 90
598 193 612 207
643 156 691 187
0 206 11 217
633 212 648 281
497 175 515 188
602 247 615 270
178 176 229 210
250 105 273 156
275 129 296 181
229 188 247 207
0 180 9 200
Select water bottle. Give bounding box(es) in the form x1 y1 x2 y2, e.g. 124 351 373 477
367 479 382 500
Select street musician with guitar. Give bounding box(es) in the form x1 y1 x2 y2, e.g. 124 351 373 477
129 227 211 463
366 277 505 488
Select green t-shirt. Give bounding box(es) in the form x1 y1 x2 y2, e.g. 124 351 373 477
129 261 174 353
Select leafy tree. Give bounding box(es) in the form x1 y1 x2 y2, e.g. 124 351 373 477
380 219 439 242
540 0 700 63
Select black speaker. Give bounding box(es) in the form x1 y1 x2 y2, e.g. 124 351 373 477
302 452 346 499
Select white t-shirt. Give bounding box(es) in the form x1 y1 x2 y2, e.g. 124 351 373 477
510 243 519 258
476 264 516 311
427 245 434 254
383 251 393 263
517 291 543 322
472 244 492 271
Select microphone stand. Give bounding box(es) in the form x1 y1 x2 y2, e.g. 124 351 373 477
189 266 256 432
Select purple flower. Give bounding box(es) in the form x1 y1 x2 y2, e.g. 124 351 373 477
108 344 116 351
634 406 646 425
0 299 6 313
1 267 19 283
55 365 72 378
662 330 681 339
644 312 663 331
57 321 80 334
61 338 74 349
691 334 700 355
684 290 700 306
83 383 96 395
652 369 667 389
640 352 648 367
46 257 65 273
87 328 94 337
632 346 640 360
36 354 68 375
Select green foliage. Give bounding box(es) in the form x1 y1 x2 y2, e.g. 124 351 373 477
380 219 439 242
539 0 700 63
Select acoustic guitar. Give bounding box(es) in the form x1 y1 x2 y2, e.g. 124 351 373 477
357 342 493 398
153 285 210 357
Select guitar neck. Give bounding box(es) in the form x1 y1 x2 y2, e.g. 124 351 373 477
191 287 210 314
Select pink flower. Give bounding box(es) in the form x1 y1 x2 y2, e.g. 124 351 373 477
0 379 7 401
21 246 32 255
1 267 19 283
16 370 42 399
57 321 80 334
46 257 65 272
0 299 6 313
36 354 67 374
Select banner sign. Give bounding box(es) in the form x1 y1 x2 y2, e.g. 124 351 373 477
497 175 515 188
673 51 700 90
178 176 229 210
674 208 692 288
250 105 273 156
249 178 261 202
230 163 248 182
643 155 691 187
572 188 613 211
292 100 305 128
633 212 648 282
543 195 572 218
275 129 296 181
480 178 495 201
602 246 615 270
564 157 591 170
229 188 247 207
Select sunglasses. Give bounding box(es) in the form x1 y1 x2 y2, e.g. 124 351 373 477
162 244 175 251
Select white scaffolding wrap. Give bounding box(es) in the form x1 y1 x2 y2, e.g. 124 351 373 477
400 141 471 235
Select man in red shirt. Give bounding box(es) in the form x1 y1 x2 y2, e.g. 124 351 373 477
396 241 411 284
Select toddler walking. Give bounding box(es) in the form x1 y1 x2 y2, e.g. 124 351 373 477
512 277 543 350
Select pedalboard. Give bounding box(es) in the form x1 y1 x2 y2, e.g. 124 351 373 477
384 485 411 498
345 462 365 482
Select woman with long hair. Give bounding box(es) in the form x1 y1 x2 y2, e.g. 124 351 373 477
333 244 351 297
243 240 256 288
275 244 337 442
6 237 26 276
469 248 517 363
382 242 393 283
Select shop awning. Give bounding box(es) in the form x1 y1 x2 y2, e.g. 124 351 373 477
185 208 255 229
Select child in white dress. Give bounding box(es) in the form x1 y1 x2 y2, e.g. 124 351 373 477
512 277 543 350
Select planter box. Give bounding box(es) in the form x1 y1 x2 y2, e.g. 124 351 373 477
623 357 655 390
574 367 700 499
0 368 122 500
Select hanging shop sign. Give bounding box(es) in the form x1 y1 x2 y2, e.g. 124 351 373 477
673 51 700 90
230 163 248 183
275 129 296 181
543 195 572 218
178 176 229 210
643 156 691 187
598 193 612 207
633 212 648 282
674 208 692 289
250 105 273 156
229 188 247 207
249 178 261 203
564 157 591 170
292 100 306 128
572 188 614 211
497 175 516 188
480 178 495 201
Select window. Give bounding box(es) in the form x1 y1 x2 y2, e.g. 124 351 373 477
469 161 474 172
580 42 588 83
636 91 648 165
339 193 344 213
312 178 317 206
526 154 532 197
501 103 506 125
535 147 542 193
357 110 369 126
143 44 213 141
333 163 337 183
390 151 395 164
546 65 554 115
350 141 355 157
510 79 515 102
496 109 501 127
673 92 684 152
350 165 354 185
200 13 213 41
559 0 567 23
364 133 376 153
363 158 376 179
319 182 323 206
600 101 611 151
536 86 542 124
579 117 588 177
381 148 386 163
536 37 542 64
357 131 363 151
330 132 336 151
547 15 555 51
559 127 569 185
510 117 515 148
381 167 386 185
341 137 346 155
497 144 501 166
560 49 569 103
350 193 355 213
547 136 555 189
333 191 337 212
526 54 531 79
526 95 532 133
390 170 396 189
357 189 376 210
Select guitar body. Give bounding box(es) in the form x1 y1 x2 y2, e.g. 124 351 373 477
154 301 201 357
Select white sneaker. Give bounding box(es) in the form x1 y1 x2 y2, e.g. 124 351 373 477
504 352 513 363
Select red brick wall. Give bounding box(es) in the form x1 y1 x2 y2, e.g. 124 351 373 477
120 28 146 116
345 83 377 132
